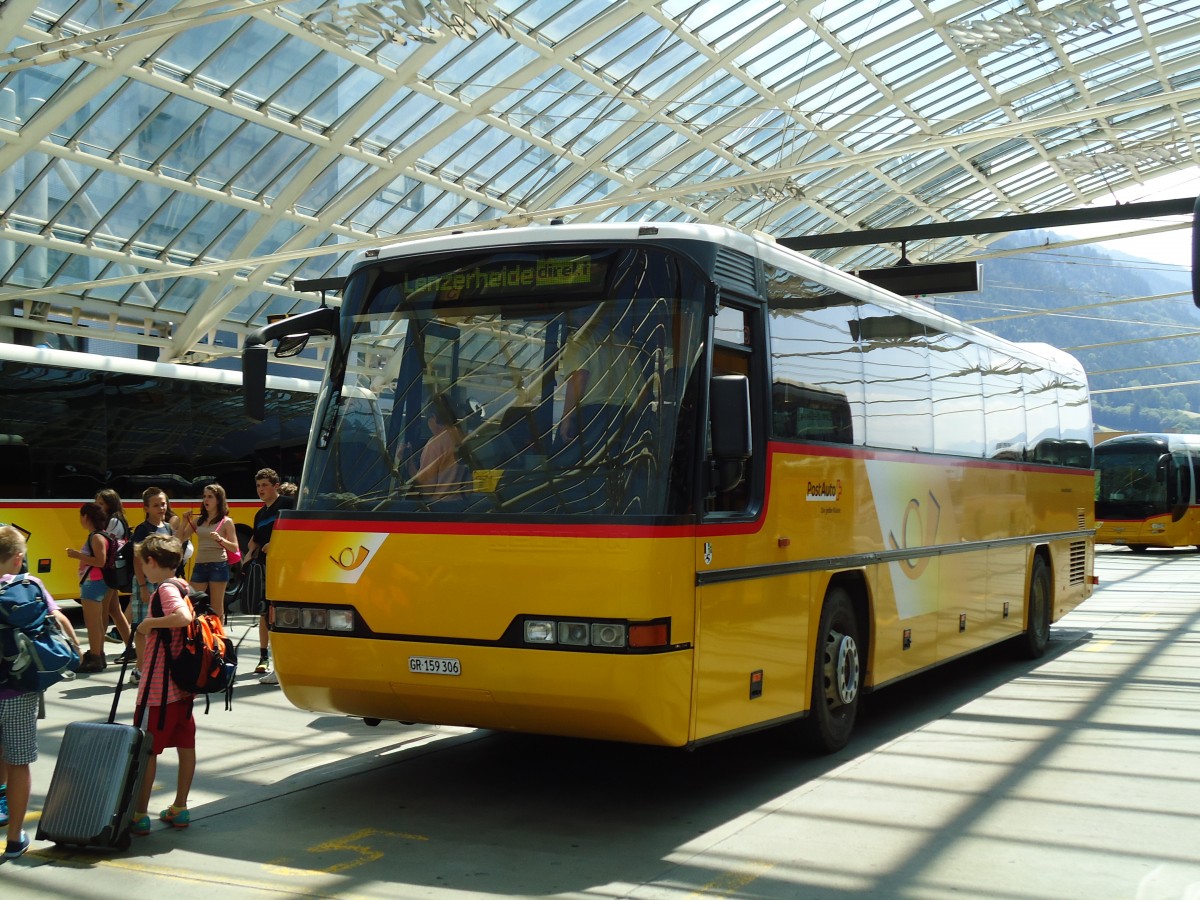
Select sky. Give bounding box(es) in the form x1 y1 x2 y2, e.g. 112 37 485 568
1056 167 1200 268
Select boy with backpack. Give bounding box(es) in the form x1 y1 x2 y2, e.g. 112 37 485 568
130 534 197 835
0 524 81 859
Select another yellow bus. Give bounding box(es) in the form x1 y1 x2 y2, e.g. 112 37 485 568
246 222 1095 752
0 344 316 601
1095 432 1200 551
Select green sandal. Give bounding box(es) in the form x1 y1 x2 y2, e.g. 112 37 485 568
160 805 190 828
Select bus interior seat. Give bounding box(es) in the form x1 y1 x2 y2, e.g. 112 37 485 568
337 432 388 497
465 406 544 470
574 403 631 461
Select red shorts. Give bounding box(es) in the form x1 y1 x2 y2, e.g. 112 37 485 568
144 698 195 755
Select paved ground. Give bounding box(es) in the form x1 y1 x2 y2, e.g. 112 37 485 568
3 547 1199 899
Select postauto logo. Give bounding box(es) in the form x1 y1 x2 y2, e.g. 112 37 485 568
805 479 842 502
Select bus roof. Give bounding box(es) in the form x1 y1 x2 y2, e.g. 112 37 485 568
1096 432 1200 451
353 221 1083 379
0 342 321 395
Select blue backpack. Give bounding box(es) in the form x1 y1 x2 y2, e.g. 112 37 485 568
0 574 81 691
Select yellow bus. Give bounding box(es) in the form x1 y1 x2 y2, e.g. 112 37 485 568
245 222 1095 752
1095 432 1200 551
0 343 316 602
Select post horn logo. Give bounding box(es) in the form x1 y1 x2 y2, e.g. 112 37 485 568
330 546 370 571
887 491 941 580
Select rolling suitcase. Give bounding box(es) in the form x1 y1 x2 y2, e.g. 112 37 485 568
36 643 152 850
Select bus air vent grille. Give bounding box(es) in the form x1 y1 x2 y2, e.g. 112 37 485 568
1069 540 1087 586
713 248 758 295
1077 509 1086 530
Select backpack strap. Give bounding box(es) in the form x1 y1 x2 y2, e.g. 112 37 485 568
150 578 191 619
158 646 170 731
148 580 191 729
151 578 192 662
131 634 163 730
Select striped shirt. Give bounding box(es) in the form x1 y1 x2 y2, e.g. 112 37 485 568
136 579 196 708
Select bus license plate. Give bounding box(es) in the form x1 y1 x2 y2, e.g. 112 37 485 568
408 656 461 676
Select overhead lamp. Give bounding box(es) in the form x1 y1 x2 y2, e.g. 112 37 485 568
1058 140 1188 176
303 0 508 50
948 0 1120 54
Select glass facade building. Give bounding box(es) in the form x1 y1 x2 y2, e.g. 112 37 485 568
0 0 1196 366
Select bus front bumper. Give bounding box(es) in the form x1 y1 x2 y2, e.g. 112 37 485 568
269 632 695 747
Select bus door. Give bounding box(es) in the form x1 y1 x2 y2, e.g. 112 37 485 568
1168 450 1194 540
693 299 808 740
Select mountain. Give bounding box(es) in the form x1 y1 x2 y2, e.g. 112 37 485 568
925 230 1199 434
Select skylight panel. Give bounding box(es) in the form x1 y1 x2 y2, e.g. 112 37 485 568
688 0 777 53
739 24 826 93
181 19 266 89
868 29 954 91
819 0 922 50
519 0 614 42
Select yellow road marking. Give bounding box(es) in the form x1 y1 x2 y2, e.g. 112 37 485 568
265 826 428 877
31 853 355 896
688 860 778 897
35 826 427 894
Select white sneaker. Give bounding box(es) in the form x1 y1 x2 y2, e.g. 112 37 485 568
258 670 279 685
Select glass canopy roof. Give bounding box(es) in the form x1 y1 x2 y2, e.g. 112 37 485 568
0 0 1197 369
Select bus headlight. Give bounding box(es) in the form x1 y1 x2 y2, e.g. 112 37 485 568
518 617 668 652
272 605 356 634
558 622 590 645
524 620 556 643
591 623 626 648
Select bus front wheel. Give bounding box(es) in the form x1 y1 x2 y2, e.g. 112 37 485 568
1016 553 1052 660
802 587 862 753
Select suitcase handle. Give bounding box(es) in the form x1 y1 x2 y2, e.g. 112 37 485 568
108 637 136 724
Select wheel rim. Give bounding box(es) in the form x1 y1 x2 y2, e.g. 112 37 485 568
824 629 860 707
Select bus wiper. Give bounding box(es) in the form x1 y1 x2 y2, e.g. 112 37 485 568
317 396 343 449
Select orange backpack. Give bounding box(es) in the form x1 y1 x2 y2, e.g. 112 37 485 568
152 579 237 712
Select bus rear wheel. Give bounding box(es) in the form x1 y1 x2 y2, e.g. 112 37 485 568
1016 553 1052 660
802 587 862 753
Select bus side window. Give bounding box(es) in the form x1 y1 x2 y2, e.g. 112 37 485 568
707 306 760 515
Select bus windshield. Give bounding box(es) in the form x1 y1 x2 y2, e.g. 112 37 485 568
304 244 707 517
1095 444 1170 518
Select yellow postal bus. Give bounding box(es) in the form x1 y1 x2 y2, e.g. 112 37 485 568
1095 432 1200 551
246 222 1095 752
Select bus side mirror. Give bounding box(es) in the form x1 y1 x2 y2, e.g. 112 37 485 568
710 375 751 493
241 305 340 422
244 344 268 422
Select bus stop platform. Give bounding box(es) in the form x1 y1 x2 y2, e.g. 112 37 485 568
3 546 1199 899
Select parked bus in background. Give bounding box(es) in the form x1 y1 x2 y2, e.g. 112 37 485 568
0 343 316 601
244 222 1095 753
1095 432 1200 552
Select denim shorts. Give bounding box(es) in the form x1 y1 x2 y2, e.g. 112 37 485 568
79 578 108 602
191 560 230 584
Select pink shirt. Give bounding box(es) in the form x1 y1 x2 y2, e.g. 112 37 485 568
136 578 195 708
78 533 106 582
